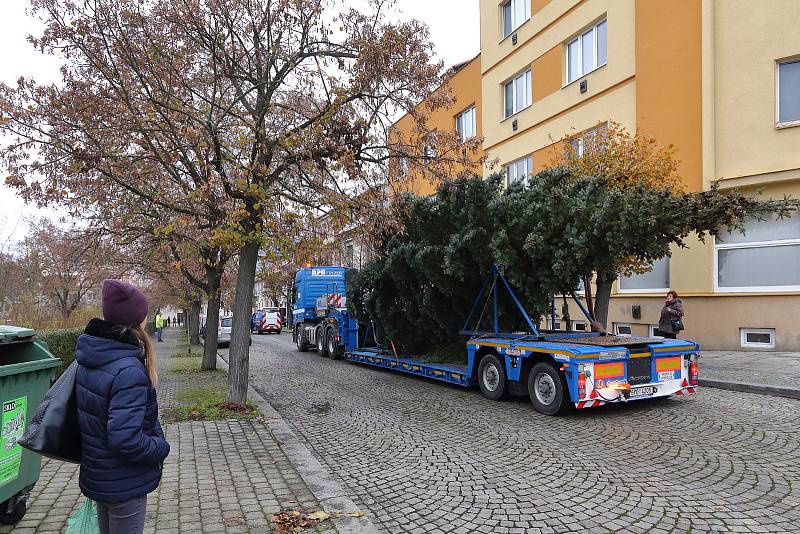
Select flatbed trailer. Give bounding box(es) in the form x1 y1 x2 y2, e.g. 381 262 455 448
297 265 699 415
345 333 698 414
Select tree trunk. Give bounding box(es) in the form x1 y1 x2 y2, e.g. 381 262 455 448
594 273 615 331
582 274 595 323
202 274 221 370
187 299 201 346
228 241 259 406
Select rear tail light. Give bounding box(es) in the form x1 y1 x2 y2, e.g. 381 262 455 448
689 359 699 386
577 364 586 398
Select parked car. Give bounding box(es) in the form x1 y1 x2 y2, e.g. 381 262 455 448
258 309 283 334
251 310 266 333
218 315 233 346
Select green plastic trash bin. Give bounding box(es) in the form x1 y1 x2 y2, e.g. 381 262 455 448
0 325 61 525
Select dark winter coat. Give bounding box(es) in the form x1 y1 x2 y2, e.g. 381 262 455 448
658 298 685 334
75 318 170 503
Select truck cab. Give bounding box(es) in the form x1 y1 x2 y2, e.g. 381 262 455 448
292 266 358 358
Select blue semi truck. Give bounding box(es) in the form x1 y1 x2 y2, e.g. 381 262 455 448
292 265 699 415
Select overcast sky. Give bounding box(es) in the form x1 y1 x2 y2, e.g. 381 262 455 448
0 0 480 244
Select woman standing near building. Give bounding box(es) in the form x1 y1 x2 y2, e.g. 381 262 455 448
658 290 685 339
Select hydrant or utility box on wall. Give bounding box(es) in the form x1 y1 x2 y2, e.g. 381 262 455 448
0 326 60 525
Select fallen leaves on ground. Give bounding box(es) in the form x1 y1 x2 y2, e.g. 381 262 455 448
271 510 366 532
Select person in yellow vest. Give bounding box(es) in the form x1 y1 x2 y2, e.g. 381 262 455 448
155 311 164 342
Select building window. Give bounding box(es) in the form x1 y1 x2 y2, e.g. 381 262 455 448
614 323 632 336
569 124 607 157
397 157 408 177
456 106 477 142
572 321 587 332
619 257 670 293
566 19 607 84
740 328 776 349
649 325 661 338
504 69 532 118
423 143 435 164
777 59 800 126
505 155 533 185
502 0 530 38
715 213 800 291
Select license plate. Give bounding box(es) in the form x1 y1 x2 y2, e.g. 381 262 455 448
658 371 675 382
629 385 656 398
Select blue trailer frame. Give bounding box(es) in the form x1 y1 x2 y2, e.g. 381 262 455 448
340 266 699 415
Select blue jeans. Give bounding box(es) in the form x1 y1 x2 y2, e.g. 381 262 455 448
156 328 163 341
96 495 147 534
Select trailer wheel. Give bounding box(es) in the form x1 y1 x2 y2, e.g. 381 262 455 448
0 499 26 525
327 328 342 360
295 325 308 352
316 326 328 357
528 362 569 415
478 353 508 401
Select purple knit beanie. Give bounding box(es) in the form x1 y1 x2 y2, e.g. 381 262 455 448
101 279 149 328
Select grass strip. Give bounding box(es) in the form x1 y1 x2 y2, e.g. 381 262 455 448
168 357 223 375
162 384 259 422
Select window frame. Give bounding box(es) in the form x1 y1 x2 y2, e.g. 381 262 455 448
504 154 533 186
569 123 607 157
571 320 587 332
503 69 532 119
455 105 477 142
613 323 632 337
548 319 561 330
564 19 608 86
713 234 800 293
618 257 670 294
740 328 776 349
501 0 531 40
648 325 662 338
776 58 800 128
422 143 436 164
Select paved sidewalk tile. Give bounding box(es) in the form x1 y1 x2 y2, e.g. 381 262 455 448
700 350 800 394
1 328 338 534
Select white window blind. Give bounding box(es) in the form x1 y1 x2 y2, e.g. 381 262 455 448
715 214 800 291
619 257 670 292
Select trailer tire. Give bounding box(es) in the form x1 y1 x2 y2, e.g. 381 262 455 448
478 353 508 401
295 324 308 352
316 326 328 357
528 362 569 415
0 499 26 525
327 327 342 360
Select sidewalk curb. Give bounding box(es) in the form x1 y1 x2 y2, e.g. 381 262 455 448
700 378 800 400
216 355 379 534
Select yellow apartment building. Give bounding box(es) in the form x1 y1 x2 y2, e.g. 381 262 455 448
390 0 800 351
389 54 484 195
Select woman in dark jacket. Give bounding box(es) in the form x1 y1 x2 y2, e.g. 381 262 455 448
75 279 170 534
658 290 685 339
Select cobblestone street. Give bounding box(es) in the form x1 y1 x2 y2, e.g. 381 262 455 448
245 332 800 534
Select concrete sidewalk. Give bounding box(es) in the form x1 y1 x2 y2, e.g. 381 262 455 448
2 328 357 534
700 350 800 400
